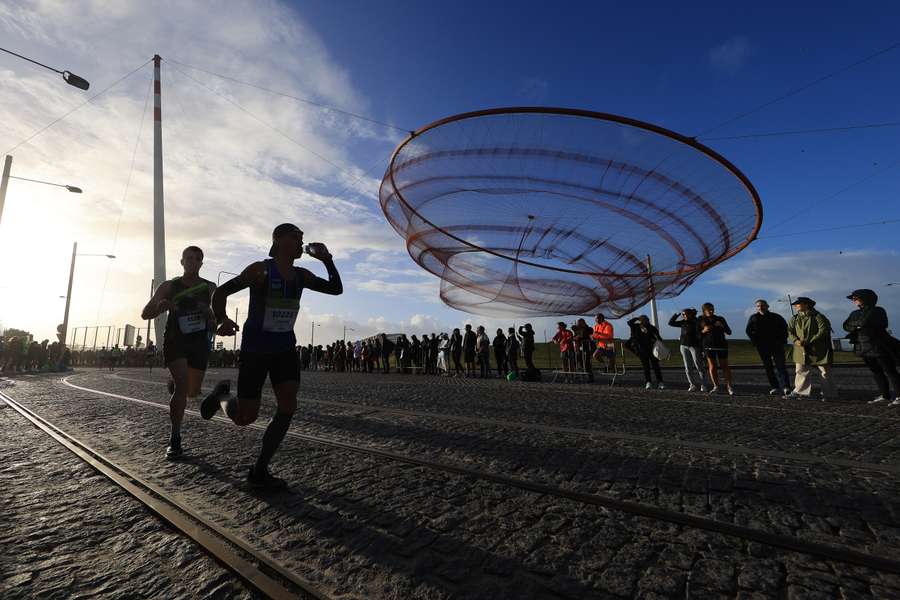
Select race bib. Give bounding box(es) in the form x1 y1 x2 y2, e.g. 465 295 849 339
263 297 299 333
178 311 206 334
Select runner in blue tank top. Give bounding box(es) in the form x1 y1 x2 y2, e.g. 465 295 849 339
201 223 342 489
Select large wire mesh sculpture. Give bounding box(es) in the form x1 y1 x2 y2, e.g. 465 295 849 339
379 108 762 317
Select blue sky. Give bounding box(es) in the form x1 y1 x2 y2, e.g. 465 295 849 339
1 1 897 344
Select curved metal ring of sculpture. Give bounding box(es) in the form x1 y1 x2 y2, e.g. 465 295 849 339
380 107 762 317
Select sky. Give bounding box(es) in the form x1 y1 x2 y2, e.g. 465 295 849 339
0 0 898 348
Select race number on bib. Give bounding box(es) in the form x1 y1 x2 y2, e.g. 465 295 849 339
263 297 300 333
178 312 206 334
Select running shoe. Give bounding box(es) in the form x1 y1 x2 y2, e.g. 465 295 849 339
708 385 719 394
783 391 804 400
658 383 665 390
782 388 791 396
167 378 175 396
644 382 653 390
868 396 888 404
699 385 706 393
687 384 697 392
727 385 735 396
768 388 779 395
889 398 900 407
200 380 230 420
247 466 288 490
165 439 183 460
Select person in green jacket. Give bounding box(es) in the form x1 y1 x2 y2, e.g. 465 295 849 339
785 297 838 401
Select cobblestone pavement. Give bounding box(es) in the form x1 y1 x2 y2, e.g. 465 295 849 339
4 367 900 599
0 386 253 600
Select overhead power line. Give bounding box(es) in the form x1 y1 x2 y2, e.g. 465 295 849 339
3 59 152 156
757 218 900 240
700 120 900 141
697 40 900 137
165 57 412 135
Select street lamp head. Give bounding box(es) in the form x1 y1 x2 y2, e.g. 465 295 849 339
65 185 83 193
106 255 116 259
62 71 90 90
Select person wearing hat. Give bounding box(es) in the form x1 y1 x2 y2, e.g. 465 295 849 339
201 223 342 489
669 308 706 392
745 299 791 396
843 289 900 405
785 297 838 401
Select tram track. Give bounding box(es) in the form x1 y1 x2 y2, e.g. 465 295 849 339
0 389 331 600
104 371 900 475
46 375 900 576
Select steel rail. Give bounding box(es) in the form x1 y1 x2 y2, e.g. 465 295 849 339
54 376 900 575
0 389 330 600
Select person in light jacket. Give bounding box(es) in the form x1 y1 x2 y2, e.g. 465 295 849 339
668 308 706 392
785 297 838 401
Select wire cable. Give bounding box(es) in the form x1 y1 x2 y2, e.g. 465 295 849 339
757 218 900 240
700 120 900 141
697 40 900 137
167 61 356 178
165 57 412 135
95 71 153 323
3 58 152 156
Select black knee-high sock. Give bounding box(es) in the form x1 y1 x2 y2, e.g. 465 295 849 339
254 412 293 473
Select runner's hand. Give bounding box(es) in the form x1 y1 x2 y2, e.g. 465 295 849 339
157 299 174 313
217 317 239 336
306 242 332 261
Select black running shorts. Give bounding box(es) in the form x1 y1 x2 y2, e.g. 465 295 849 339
164 335 210 370
237 349 300 399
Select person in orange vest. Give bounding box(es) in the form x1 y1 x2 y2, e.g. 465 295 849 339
591 313 616 373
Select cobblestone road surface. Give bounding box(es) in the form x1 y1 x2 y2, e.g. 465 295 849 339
3 367 900 599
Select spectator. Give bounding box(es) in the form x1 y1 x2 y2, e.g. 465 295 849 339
505 327 520 377
572 318 594 382
591 314 616 375
626 315 664 390
492 328 508 377
698 303 734 395
379 333 393 374
745 300 790 396
785 297 838 401
438 333 451 375
551 321 575 379
476 326 491 378
843 289 900 405
463 324 477 377
518 324 537 372
450 328 463 376
668 308 706 392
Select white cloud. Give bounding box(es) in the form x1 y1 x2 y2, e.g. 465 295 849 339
709 35 753 74
713 248 900 319
0 1 406 342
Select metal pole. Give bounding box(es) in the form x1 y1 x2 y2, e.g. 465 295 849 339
0 155 12 228
647 255 659 329
70 327 77 349
92 326 98 350
152 54 167 348
105 326 111 349
82 328 88 350
787 293 795 316
233 307 238 351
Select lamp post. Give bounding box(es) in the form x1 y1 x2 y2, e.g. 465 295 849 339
342 325 355 343
0 47 90 90
0 155 83 229
60 242 115 350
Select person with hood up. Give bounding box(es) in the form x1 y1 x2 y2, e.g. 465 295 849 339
785 297 838 401
843 289 900 405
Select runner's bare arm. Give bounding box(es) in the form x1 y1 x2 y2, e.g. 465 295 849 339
211 262 265 323
301 258 342 296
140 281 173 320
